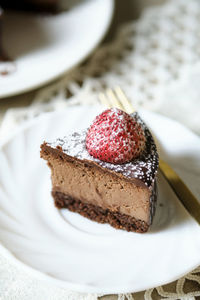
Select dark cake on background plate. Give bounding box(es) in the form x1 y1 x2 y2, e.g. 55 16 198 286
0 0 60 13
41 109 159 233
0 0 60 74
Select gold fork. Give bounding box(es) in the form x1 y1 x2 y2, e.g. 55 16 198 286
98 87 200 225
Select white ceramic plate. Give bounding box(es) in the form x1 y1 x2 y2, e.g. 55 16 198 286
0 106 200 294
0 0 114 98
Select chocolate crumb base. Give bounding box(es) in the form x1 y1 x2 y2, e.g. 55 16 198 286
52 191 149 233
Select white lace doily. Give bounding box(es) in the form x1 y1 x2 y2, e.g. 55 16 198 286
1 0 200 299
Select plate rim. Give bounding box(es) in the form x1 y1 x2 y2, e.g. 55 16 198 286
0 241 199 294
0 107 200 294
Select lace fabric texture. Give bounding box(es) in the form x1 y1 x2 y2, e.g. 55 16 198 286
0 0 200 299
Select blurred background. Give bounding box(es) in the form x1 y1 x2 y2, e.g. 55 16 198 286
0 0 200 137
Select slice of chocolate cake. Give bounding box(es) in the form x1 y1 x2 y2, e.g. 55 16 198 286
41 109 159 233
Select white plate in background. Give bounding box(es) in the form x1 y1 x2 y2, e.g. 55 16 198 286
0 0 114 98
0 106 200 294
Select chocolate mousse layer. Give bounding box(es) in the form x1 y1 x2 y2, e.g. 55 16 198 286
40 113 158 233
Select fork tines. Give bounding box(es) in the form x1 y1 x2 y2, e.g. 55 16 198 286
99 87 135 114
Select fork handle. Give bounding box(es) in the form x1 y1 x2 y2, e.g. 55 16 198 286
159 159 200 224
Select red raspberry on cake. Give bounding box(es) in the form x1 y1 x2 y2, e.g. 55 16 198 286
86 108 146 164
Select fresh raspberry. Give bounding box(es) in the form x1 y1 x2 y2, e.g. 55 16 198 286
86 108 146 164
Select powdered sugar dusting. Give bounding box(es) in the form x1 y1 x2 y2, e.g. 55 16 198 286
48 113 159 188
